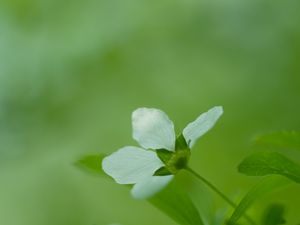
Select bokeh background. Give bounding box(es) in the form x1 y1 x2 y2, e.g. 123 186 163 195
0 0 299 224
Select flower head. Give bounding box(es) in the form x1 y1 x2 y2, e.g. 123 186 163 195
102 106 223 199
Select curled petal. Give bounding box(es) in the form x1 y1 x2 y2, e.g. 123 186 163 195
132 108 176 151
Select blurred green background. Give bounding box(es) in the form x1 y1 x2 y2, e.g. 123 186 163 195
0 0 300 224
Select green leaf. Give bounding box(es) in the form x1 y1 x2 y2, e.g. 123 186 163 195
190 182 215 225
75 154 106 176
255 131 300 151
228 176 290 225
154 166 172 176
238 152 300 183
149 180 205 225
262 204 286 225
176 134 189 151
156 149 173 164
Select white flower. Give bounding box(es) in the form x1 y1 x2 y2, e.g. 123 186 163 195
102 106 223 199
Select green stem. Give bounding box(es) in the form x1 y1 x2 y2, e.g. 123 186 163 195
185 167 256 225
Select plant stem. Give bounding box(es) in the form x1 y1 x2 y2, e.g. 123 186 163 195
185 167 256 225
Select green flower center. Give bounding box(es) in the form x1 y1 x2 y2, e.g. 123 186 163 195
154 134 191 176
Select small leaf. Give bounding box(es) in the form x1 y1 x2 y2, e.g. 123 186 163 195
176 134 189 151
262 204 286 225
149 180 205 225
75 154 106 176
255 131 300 151
238 152 300 183
156 149 173 164
228 176 290 225
154 167 172 176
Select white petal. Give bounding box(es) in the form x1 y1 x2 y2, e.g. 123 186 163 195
102 146 164 184
131 175 174 199
132 108 176 151
183 106 223 148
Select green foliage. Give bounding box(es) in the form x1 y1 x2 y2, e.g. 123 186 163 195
261 204 286 225
233 130 300 224
228 177 290 225
238 152 300 183
255 131 300 151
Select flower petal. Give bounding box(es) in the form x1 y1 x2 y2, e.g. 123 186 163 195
131 175 174 199
132 108 176 151
102 146 164 184
183 106 223 148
